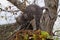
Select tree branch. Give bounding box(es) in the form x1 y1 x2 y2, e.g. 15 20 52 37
7 0 27 12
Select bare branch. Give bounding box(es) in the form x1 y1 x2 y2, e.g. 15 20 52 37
7 0 27 12
33 0 36 4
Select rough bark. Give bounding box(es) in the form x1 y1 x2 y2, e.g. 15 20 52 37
40 0 59 35
8 0 27 12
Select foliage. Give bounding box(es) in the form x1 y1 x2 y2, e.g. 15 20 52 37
41 31 51 38
8 30 53 40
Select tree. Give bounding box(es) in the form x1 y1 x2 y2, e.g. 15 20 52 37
7 0 59 35
40 0 59 35
8 0 27 12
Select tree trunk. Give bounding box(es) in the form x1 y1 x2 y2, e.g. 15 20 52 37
40 0 59 35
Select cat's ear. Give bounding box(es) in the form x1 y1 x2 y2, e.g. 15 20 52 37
41 7 49 13
41 7 49 11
